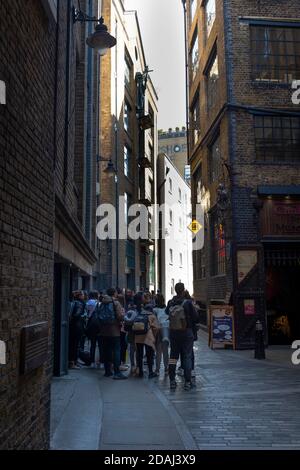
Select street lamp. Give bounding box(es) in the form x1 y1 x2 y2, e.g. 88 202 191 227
73 7 116 55
97 156 117 177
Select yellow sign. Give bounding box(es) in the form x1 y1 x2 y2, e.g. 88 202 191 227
188 220 203 234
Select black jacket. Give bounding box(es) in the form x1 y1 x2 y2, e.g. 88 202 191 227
69 300 86 334
166 296 199 330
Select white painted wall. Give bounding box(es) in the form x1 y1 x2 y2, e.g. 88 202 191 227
159 155 193 303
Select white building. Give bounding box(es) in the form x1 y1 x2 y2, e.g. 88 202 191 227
157 154 194 303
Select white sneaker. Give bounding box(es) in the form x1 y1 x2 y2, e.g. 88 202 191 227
90 362 96 368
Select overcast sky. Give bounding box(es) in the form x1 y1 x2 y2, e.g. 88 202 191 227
125 0 186 131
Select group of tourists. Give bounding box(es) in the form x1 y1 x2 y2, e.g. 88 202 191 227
68 283 200 390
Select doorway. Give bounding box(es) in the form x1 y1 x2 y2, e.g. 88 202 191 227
265 245 300 345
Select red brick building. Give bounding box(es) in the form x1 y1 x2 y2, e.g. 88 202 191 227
0 0 101 449
185 0 300 348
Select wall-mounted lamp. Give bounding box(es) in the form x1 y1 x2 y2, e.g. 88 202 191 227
97 156 117 177
73 7 116 55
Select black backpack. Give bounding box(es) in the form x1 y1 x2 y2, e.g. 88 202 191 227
85 303 101 339
97 301 116 325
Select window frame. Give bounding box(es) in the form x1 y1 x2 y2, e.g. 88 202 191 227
210 209 226 277
254 114 300 163
205 48 219 111
250 24 300 85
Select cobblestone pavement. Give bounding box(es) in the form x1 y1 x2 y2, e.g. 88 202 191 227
152 330 300 450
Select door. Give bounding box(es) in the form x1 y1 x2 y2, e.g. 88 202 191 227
53 263 70 376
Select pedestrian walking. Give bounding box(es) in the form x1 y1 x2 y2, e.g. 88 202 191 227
124 304 138 375
99 288 127 380
116 288 129 371
86 290 103 369
68 290 86 369
153 294 169 376
166 283 199 391
133 292 159 379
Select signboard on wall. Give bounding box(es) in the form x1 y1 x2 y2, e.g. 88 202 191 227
260 199 300 238
244 299 255 316
237 250 258 284
209 306 235 349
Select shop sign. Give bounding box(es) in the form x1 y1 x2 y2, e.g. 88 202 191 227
261 200 300 238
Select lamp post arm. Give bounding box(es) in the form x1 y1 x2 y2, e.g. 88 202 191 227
73 7 103 24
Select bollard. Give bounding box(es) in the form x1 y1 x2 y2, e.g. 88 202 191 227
254 320 266 359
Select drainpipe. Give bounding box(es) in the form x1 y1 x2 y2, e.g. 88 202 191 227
182 0 190 164
63 0 72 192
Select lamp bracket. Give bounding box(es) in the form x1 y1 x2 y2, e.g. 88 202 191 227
73 7 103 25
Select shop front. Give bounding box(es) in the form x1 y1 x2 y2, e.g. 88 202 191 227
260 195 300 345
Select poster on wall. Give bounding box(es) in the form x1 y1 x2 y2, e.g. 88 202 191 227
237 250 258 284
244 299 255 316
209 306 235 349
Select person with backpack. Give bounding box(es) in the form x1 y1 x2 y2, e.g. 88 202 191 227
69 290 86 369
166 283 199 391
98 288 127 380
132 292 159 379
85 290 103 369
124 303 138 375
153 294 169 376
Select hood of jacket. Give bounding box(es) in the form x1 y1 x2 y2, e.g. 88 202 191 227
102 295 114 304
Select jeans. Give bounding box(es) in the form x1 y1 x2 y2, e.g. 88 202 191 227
90 336 103 363
101 336 121 374
169 329 194 382
136 343 154 375
129 343 136 367
156 336 169 372
120 331 127 363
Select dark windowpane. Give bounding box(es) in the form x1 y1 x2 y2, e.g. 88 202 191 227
251 25 300 83
254 115 300 162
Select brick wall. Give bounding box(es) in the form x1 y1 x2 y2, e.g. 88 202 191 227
0 0 56 449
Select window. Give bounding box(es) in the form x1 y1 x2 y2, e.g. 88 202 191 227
205 0 216 38
251 25 300 84
209 135 222 182
169 178 173 194
179 188 182 202
171 279 175 295
180 253 183 268
124 145 132 178
206 52 219 109
193 164 202 204
254 115 300 162
190 0 197 24
170 249 173 265
190 93 200 147
124 101 131 133
148 142 154 167
184 165 191 184
169 209 173 225
148 104 155 139
190 30 199 81
211 211 226 276
179 217 183 231
124 56 132 88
